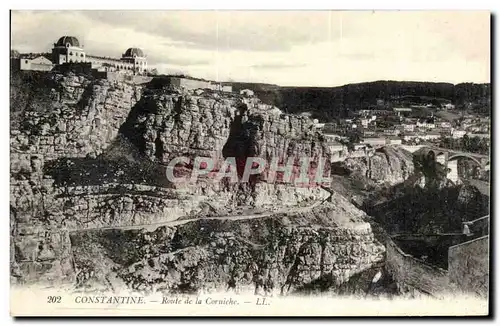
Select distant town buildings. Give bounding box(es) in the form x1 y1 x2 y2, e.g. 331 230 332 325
313 119 326 130
452 130 467 139
420 131 441 141
393 107 412 117
322 99 489 150
388 137 402 145
402 123 416 132
416 119 436 130
383 128 400 136
362 137 387 147
328 141 346 152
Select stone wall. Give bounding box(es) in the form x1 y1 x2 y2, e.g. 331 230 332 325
102 72 153 85
448 235 489 298
169 76 212 90
385 238 451 297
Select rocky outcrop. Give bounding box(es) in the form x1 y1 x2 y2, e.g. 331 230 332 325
69 201 385 295
121 86 330 180
10 71 385 296
332 147 414 186
368 147 414 183
11 73 142 161
11 73 330 226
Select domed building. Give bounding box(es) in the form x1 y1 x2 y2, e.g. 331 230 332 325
51 36 86 64
50 36 148 75
123 47 144 58
121 47 147 74
56 36 80 47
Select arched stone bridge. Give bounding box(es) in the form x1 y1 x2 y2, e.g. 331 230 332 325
413 145 490 183
424 146 489 168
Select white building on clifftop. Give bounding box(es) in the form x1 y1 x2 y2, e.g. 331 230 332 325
51 36 148 74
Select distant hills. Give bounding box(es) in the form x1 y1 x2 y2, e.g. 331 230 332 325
225 80 491 121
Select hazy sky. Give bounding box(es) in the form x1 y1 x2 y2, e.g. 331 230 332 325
11 10 490 86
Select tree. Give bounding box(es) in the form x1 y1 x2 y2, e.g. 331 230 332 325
341 130 362 152
10 49 20 58
348 130 362 144
461 134 470 150
468 136 481 153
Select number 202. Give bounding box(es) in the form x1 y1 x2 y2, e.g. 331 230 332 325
47 296 61 303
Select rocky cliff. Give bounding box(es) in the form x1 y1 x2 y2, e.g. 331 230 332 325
329 146 415 208
120 83 330 185
10 72 142 159
10 71 386 296
69 200 385 295
332 147 415 186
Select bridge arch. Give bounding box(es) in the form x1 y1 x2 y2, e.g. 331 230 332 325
448 154 482 167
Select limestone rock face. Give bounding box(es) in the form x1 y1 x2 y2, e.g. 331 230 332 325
121 87 330 176
122 89 238 162
11 73 142 159
69 202 386 295
10 72 385 296
339 147 414 185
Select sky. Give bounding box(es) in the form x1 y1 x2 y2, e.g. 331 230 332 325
10 10 491 87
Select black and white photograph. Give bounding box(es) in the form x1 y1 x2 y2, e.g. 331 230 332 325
8 10 491 316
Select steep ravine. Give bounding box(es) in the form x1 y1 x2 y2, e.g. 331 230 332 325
329 145 489 235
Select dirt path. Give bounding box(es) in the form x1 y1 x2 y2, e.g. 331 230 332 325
70 189 332 233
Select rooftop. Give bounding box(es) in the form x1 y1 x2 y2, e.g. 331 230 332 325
123 47 145 58
86 54 123 62
56 36 80 48
19 52 51 60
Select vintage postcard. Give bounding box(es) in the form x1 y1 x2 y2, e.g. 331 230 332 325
9 10 491 316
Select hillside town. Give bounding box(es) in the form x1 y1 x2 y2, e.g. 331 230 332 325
315 102 490 156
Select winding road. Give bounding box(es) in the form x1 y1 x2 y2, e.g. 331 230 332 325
70 186 334 233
